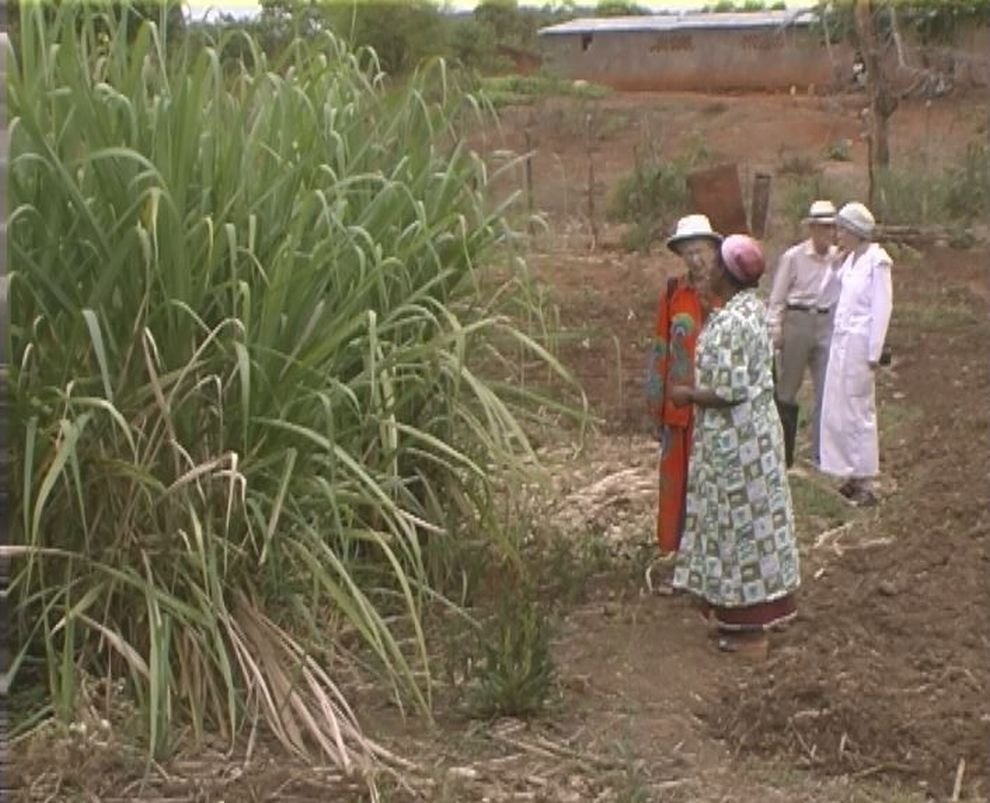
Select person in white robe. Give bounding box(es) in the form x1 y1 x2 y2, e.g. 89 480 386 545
819 202 893 506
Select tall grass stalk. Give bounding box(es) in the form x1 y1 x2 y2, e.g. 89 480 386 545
5 4 576 773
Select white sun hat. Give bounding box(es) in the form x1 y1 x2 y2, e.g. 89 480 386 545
804 199 837 224
836 202 876 238
666 214 723 253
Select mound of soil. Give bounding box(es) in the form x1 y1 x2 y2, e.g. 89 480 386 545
713 247 990 799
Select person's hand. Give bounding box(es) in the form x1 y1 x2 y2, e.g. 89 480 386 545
669 385 694 408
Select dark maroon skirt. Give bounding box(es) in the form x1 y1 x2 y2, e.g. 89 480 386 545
698 594 797 632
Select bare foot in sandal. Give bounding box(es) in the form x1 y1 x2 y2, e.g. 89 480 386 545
716 631 768 661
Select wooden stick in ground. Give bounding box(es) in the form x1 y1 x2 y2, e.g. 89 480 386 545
750 172 772 238
951 757 966 801
524 129 536 239
585 112 598 251
813 521 855 550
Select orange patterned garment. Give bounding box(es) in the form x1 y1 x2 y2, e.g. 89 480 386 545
646 278 716 553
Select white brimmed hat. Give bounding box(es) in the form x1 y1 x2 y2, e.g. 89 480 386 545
666 214 723 253
804 199 836 225
836 202 875 238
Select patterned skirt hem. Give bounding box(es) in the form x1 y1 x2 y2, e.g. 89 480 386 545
695 592 797 632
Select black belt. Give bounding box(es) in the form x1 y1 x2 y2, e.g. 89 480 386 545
787 303 830 314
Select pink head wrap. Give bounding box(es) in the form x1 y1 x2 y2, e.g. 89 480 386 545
720 234 765 284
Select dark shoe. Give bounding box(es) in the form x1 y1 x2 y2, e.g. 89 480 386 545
775 398 799 468
849 489 878 507
838 480 857 498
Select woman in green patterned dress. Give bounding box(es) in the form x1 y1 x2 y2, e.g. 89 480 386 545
667 235 800 657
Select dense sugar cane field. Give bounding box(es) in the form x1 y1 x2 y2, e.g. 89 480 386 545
5 6 989 802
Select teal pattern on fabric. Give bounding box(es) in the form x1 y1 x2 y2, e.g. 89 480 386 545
644 338 667 407
668 312 695 383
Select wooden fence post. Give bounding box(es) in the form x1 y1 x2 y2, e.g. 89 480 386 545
524 128 535 239
585 112 598 251
750 172 772 238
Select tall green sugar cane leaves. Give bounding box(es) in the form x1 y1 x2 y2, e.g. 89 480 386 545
6 2 577 772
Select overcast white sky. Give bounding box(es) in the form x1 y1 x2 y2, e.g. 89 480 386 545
184 0 729 22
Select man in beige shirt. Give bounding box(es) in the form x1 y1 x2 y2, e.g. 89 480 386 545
767 200 840 467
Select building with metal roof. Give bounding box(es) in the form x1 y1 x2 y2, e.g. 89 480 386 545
537 9 847 92
538 9 818 37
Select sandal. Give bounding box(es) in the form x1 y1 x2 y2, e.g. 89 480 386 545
716 631 769 660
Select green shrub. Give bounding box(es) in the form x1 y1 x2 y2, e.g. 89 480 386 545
881 242 923 267
942 142 990 223
779 173 849 234
948 225 977 250
467 594 555 719
824 138 852 161
533 529 612 606
596 0 650 16
608 157 695 252
874 142 989 227
874 168 931 225
479 71 610 107
778 152 818 177
448 17 499 72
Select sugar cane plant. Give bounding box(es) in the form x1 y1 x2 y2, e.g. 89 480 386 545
5 2 578 776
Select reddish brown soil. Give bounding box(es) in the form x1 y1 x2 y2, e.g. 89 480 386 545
483 89 986 226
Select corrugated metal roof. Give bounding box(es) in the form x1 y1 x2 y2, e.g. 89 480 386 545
538 9 817 36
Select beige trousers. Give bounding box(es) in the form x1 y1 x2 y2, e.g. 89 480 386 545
775 308 832 463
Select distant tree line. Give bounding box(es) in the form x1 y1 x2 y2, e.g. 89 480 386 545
245 0 584 75
4 0 185 42
812 0 990 48
701 1 788 11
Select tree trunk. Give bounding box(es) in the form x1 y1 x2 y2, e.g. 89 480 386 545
875 99 893 168
866 131 876 209
856 0 896 170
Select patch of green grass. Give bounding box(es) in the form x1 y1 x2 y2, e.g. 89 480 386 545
479 72 610 107
603 743 653 803
778 152 819 177
779 173 856 238
893 299 982 330
845 782 931 803
701 101 728 116
880 241 923 268
878 401 923 442
789 474 851 534
532 528 613 606
875 143 990 227
750 759 814 789
598 111 631 140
